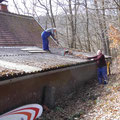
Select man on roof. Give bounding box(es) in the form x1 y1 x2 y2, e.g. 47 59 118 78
41 28 57 52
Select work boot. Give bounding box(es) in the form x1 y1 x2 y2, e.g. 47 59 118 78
47 50 51 53
44 50 51 53
104 80 108 84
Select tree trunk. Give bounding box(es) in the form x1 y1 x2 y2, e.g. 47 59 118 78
69 0 75 48
94 0 107 54
66 16 69 47
102 0 111 55
85 0 91 52
13 0 20 14
49 0 56 28
74 0 77 48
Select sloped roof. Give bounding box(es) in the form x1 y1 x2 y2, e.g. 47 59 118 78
0 46 89 80
0 11 57 47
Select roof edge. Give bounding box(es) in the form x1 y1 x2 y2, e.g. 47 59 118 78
0 11 34 20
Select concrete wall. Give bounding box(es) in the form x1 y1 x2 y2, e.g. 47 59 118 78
0 61 97 114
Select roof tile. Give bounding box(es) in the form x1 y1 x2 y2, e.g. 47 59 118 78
0 11 57 47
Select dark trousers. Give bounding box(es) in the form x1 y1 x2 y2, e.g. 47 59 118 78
97 66 107 84
41 31 51 51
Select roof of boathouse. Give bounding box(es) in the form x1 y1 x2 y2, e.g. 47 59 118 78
0 7 111 81
0 8 93 80
0 46 98 80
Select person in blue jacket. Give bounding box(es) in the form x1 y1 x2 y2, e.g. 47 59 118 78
41 28 57 52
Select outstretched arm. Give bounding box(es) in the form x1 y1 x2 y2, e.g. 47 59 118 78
51 34 56 41
87 55 97 59
94 54 103 60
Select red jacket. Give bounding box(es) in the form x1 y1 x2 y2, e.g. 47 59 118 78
88 53 106 68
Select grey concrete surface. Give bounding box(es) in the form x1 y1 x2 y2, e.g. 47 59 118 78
0 46 91 74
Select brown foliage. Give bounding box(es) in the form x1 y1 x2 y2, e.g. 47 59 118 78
109 25 120 49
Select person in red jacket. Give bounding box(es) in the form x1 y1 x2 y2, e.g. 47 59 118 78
87 50 107 84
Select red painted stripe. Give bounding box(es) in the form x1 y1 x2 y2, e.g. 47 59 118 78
0 107 40 120
14 112 31 120
8 107 39 120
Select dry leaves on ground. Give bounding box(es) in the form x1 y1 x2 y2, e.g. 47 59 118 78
40 61 120 120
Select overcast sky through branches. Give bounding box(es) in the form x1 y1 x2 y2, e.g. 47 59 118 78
7 0 63 16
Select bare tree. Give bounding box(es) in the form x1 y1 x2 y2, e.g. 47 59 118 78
10 0 120 54
69 0 75 48
37 0 57 28
84 0 91 52
49 0 56 28
101 0 111 55
93 0 108 54
113 0 120 9
113 0 120 26
12 0 20 14
21 0 30 15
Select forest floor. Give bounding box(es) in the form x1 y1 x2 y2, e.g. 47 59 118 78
40 61 120 120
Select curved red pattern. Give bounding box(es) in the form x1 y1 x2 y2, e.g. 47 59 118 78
14 112 31 120
0 107 41 120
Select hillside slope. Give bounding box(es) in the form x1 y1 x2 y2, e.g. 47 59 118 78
40 60 120 120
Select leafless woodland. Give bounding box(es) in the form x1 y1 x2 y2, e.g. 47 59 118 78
12 0 120 55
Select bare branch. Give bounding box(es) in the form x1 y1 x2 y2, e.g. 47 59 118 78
113 0 120 10
12 0 20 14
